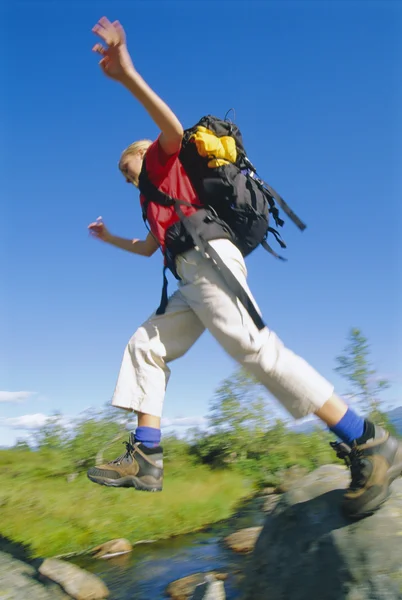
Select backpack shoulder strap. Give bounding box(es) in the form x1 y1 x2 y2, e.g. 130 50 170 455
138 161 175 221
138 161 195 221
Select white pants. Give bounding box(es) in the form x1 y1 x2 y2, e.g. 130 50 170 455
112 239 334 419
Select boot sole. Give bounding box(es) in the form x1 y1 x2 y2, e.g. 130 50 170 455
87 473 162 492
344 456 402 520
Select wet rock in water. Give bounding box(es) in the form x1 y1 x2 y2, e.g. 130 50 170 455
190 574 226 600
166 571 228 600
224 526 263 553
0 551 69 600
243 464 402 600
39 558 109 599
90 538 133 559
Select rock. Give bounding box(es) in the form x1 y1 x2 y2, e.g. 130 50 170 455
243 464 402 600
260 486 276 495
262 494 280 513
190 574 226 600
274 465 309 493
224 526 262 553
90 538 133 559
132 539 156 546
167 572 228 600
0 551 69 600
39 558 109 599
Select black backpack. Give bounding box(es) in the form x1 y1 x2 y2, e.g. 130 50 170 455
139 114 306 330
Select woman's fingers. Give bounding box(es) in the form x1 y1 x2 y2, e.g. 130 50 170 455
112 20 126 44
92 23 110 45
99 16 114 31
93 17 120 46
92 43 106 56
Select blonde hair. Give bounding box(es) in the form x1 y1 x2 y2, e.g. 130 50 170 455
118 139 152 171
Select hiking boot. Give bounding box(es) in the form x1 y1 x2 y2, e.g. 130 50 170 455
331 424 402 519
87 433 163 492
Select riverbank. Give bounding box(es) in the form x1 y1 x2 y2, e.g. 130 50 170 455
0 449 253 558
70 494 268 600
0 491 267 600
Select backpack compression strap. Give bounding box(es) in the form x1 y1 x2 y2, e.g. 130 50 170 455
243 157 307 232
138 165 266 331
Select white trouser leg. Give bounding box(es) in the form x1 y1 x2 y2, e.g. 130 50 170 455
111 289 205 417
175 239 334 419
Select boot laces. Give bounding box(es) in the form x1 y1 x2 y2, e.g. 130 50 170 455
108 440 136 466
330 441 368 489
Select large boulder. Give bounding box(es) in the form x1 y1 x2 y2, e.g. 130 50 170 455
274 465 309 494
243 464 402 600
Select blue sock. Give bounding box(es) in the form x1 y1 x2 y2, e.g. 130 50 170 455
330 408 365 445
135 426 161 448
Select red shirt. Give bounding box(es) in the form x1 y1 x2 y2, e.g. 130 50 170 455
140 137 201 252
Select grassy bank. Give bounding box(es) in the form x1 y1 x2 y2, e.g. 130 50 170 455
0 448 252 558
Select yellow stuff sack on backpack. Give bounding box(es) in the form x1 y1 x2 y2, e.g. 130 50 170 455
190 126 237 167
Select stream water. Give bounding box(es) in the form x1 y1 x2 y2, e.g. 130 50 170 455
71 495 266 600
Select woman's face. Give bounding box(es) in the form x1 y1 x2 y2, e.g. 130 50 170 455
119 151 144 187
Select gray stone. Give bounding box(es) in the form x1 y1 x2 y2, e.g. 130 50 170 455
90 538 132 559
224 527 262 553
167 572 228 600
39 558 109 599
262 494 281 513
0 551 69 600
274 465 309 493
190 575 226 600
259 487 276 496
243 464 402 600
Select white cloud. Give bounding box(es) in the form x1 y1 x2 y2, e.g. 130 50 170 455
371 372 399 381
0 391 36 403
0 413 49 430
162 416 208 429
122 415 208 434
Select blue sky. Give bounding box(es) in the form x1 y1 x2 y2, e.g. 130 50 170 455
1 1 401 447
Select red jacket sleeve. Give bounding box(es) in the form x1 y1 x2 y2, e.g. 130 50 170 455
144 136 181 187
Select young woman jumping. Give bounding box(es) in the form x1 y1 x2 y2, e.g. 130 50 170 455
87 16 402 520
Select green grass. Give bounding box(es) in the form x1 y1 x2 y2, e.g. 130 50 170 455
0 449 252 558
